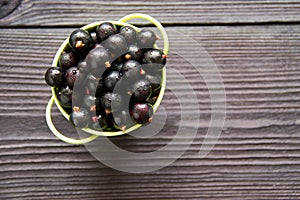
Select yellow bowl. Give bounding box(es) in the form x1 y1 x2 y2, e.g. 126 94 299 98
50 20 167 138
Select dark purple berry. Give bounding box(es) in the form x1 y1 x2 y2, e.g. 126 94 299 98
104 34 128 56
65 67 79 88
85 74 99 95
74 67 87 88
124 45 143 61
145 74 161 92
77 61 88 72
122 60 143 83
122 60 141 75
57 86 72 107
90 115 108 130
70 107 89 128
142 49 166 72
101 92 122 114
113 110 135 131
69 29 94 56
103 70 120 91
130 79 152 101
137 29 156 48
95 97 103 115
45 67 65 87
130 103 153 125
90 32 98 43
96 22 118 42
72 90 84 108
86 45 111 77
111 61 123 73
142 49 166 65
119 26 137 45
83 95 96 112
59 52 77 70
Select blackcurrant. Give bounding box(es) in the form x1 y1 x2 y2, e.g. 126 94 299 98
69 29 94 57
83 95 96 112
124 44 143 61
111 61 123 73
130 103 153 125
122 60 143 83
59 51 77 70
104 34 128 56
119 26 137 45
142 49 166 72
103 70 120 91
45 67 65 87
85 74 99 95
65 67 79 88
90 115 108 130
74 67 87 88
86 45 111 77
90 32 98 43
77 61 88 73
113 110 135 131
145 74 161 92
70 107 89 128
137 29 156 48
57 86 73 108
96 22 118 42
100 92 122 114
142 49 166 65
72 90 84 108
121 60 141 75
130 79 152 101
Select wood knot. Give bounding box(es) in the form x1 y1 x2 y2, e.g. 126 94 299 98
0 0 21 19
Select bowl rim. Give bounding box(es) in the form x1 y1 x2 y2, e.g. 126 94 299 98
51 20 167 136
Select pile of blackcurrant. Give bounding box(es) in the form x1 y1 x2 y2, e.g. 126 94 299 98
45 22 166 132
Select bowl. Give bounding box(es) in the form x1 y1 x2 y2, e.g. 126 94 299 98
46 14 169 144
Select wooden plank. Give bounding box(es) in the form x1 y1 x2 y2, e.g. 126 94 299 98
1 25 300 199
1 0 300 26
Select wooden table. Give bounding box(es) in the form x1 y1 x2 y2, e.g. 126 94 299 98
1 0 300 199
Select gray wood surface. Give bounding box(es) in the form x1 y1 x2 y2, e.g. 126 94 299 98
1 0 300 26
1 24 300 199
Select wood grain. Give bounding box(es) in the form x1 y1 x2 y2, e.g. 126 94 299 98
1 25 300 199
0 0 21 19
1 0 300 26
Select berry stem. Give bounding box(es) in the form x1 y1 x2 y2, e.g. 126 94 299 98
125 54 132 60
73 106 80 112
120 125 127 132
140 68 146 75
105 61 111 68
90 105 96 112
75 40 85 48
